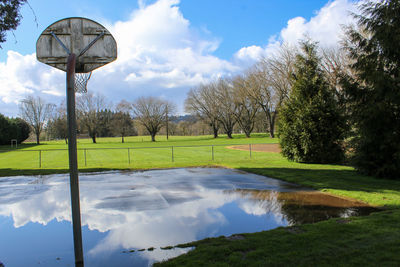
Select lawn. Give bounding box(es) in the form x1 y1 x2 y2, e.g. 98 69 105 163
0 133 278 175
1 133 400 266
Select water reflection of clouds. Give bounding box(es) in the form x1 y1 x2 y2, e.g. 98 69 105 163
236 191 287 226
0 168 294 263
0 175 71 227
0 168 375 265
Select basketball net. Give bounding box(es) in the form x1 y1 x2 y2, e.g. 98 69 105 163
75 72 92 93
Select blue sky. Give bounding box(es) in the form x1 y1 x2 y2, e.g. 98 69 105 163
0 0 358 117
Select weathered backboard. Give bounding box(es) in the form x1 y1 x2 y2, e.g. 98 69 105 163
36 17 117 73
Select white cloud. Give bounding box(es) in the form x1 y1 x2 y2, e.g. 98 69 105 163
234 45 266 64
0 52 63 103
0 0 238 116
234 0 357 64
92 0 237 100
280 0 356 47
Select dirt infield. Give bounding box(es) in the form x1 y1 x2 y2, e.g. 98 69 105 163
226 144 281 153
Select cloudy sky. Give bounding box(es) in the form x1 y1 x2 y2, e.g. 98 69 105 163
0 0 359 117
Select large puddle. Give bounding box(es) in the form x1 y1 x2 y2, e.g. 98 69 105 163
0 168 377 266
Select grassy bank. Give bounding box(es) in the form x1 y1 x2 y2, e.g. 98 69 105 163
157 209 400 266
1 134 400 265
156 160 400 266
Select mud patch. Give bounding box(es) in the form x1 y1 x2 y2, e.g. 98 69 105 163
227 144 281 153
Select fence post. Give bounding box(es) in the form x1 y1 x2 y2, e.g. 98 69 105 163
84 149 87 167
249 144 252 159
171 146 174 162
39 150 41 168
212 145 214 161
128 148 131 164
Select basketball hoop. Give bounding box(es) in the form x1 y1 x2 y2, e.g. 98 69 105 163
36 17 117 266
75 72 92 93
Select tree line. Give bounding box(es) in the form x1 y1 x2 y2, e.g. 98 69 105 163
18 94 178 144
185 44 296 139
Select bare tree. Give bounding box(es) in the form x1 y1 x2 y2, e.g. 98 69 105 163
76 92 109 143
19 95 54 144
232 75 260 138
266 44 297 100
185 83 220 138
246 67 277 137
132 96 168 142
165 101 176 140
320 46 354 104
47 102 68 144
191 120 212 136
110 100 136 143
248 44 296 137
215 78 236 138
115 99 132 114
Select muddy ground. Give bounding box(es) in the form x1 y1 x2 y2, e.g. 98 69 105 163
227 144 281 153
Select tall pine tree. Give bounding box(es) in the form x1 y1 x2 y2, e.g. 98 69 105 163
342 0 400 179
279 41 346 163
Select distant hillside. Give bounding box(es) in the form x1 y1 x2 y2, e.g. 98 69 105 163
170 115 197 123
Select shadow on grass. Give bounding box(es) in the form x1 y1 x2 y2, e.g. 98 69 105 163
0 143 40 153
0 167 134 177
239 167 400 208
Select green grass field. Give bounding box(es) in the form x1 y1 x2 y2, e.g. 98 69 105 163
1 133 400 266
0 133 278 175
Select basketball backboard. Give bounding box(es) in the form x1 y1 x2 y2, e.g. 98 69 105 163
36 17 117 73
36 17 118 266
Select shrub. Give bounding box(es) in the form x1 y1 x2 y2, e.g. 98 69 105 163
0 114 30 145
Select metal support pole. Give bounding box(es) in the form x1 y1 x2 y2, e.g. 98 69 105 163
39 150 41 168
166 106 169 140
171 146 174 162
84 149 87 167
249 144 252 159
212 145 214 161
128 148 131 164
66 53 84 267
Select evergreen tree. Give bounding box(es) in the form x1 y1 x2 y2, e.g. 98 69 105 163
342 0 400 179
0 114 30 145
12 117 30 143
279 41 346 163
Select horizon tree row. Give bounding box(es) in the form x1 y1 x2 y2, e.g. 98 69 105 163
39 94 176 143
